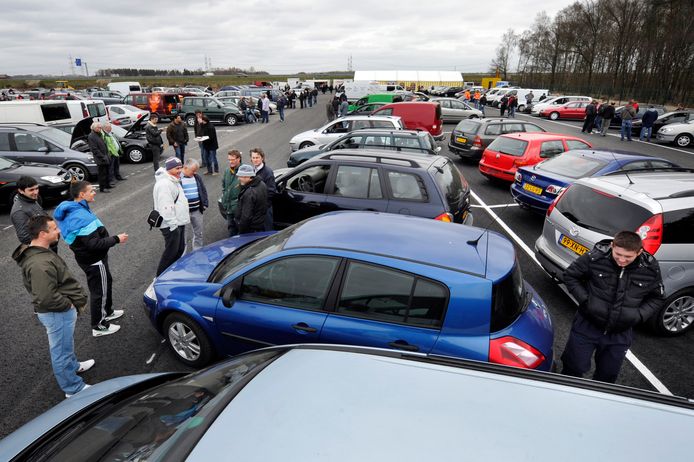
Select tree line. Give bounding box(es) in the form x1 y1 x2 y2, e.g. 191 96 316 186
94 67 270 77
491 0 694 105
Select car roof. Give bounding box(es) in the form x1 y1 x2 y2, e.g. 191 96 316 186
576 172 694 206
475 117 538 125
282 211 515 279
498 132 583 141
339 114 401 121
563 149 660 162
335 129 429 137
312 148 441 168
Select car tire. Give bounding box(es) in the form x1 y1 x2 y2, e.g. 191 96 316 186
299 141 315 149
163 312 214 367
126 146 146 163
225 114 238 126
64 163 88 181
185 115 196 127
518 104 525 112
549 112 560 121
674 133 692 148
648 289 694 336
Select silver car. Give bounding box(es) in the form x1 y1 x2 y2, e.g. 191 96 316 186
289 115 404 151
656 120 694 148
429 97 483 122
535 171 694 336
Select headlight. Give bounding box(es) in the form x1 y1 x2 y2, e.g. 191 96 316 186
660 127 674 133
144 280 156 300
86 155 95 163
40 175 64 184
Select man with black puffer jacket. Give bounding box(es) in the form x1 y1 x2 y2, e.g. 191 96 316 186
234 164 267 234
560 231 665 383
11 175 58 253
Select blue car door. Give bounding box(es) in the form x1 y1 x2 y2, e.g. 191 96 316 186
214 255 341 353
320 260 444 353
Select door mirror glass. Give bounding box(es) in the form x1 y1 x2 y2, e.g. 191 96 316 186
38 146 49 153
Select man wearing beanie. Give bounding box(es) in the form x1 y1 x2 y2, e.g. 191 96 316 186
153 157 190 276
235 164 267 234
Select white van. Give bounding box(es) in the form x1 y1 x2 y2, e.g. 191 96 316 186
107 81 142 95
511 89 550 111
341 81 404 102
0 100 107 126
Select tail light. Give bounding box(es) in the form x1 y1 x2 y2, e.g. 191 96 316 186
434 212 453 222
514 171 522 183
545 184 564 195
489 336 545 369
636 213 663 254
546 185 569 216
112 119 122 125
137 113 144 119
472 135 483 148
513 158 530 167
81 103 88 117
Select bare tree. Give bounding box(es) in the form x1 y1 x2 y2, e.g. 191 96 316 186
489 29 518 80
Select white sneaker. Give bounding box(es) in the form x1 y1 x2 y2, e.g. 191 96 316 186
65 384 91 398
104 309 124 322
92 324 121 337
77 359 95 373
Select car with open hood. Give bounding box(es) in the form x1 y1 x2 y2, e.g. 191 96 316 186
70 116 151 164
0 156 71 207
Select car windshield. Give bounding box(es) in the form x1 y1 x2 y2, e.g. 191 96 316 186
454 120 480 133
122 105 141 112
538 154 607 179
35 126 71 147
487 137 528 156
0 156 16 169
210 226 296 283
30 349 281 462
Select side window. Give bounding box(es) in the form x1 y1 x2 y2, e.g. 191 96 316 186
12 133 46 151
649 160 673 169
439 100 451 108
540 140 565 158
333 136 363 149
621 161 650 171
352 120 371 130
337 261 446 328
565 140 591 151
333 165 382 199
88 104 106 118
485 124 501 135
362 135 391 149
286 165 330 193
387 171 427 201
136 95 148 105
566 102 579 108
450 100 465 110
502 123 524 134
524 123 545 133
0 133 10 150
240 256 340 310
377 108 393 116
663 209 694 244
393 136 421 150
370 120 394 129
124 96 133 105
110 107 124 115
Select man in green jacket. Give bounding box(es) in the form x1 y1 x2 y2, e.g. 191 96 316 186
12 215 94 399
221 150 242 236
102 122 126 182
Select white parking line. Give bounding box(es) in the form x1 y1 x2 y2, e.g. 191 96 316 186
469 189 673 395
145 353 156 365
2 225 13 231
470 203 519 209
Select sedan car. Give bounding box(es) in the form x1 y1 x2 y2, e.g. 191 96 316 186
429 97 483 122
144 211 552 370
478 132 591 182
448 117 546 160
539 101 590 120
510 150 679 213
4 344 693 462
0 156 71 207
656 119 694 148
105 104 148 129
288 115 404 151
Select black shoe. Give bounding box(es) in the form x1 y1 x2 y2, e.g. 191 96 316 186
100 189 111 193
116 177 127 181
108 184 116 188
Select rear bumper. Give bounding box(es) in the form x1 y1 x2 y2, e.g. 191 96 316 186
509 183 551 213
448 142 483 159
534 236 569 282
478 163 514 181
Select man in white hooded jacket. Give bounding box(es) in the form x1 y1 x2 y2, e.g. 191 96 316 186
153 157 190 276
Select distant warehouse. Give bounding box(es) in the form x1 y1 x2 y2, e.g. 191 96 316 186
353 70 464 90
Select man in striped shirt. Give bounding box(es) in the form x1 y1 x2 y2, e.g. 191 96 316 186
180 159 209 252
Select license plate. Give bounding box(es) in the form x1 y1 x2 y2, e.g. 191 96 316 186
455 136 467 144
560 235 589 256
522 183 543 195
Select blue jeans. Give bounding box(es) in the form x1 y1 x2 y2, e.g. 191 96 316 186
245 109 256 123
261 110 269 123
198 143 206 168
621 119 633 140
204 149 218 173
37 308 85 395
174 144 186 162
278 106 285 121
307 97 313 108
640 126 652 141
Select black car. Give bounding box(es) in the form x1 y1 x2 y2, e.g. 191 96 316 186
71 116 151 164
0 156 71 207
608 105 666 129
630 110 694 134
448 118 546 160
347 103 387 116
442 87 465 97
287 129 440 167
271 150 473 228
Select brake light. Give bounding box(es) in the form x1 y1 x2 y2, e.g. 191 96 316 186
546 185 569 216
489 336 545 369
545 184 564 195
112 119 121 125
434 212 453 222
137 113 144 119
513 159 529 167
514 171 522 183
472 135 482 148
81 103 88 117
636 213 663 255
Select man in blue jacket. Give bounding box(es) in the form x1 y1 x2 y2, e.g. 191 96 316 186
639 105 659 142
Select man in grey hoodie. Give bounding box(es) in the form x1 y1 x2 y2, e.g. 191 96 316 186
153 157 190 276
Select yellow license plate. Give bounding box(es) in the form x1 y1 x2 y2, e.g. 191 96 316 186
523 183 543 195
560 235 589 256
455 136 467 143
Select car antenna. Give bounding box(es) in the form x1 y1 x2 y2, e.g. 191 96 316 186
467 199 515 246
608 149 634 185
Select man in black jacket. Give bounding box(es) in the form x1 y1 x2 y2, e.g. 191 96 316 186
87 122 112 192
250 147 276 231
234 164 267 234
561 231 665 383
599 102 616 136
582 100 597 133
10 176 58 253
145 113 164 172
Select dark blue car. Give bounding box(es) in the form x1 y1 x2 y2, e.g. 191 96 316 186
143 212 554 370
510 150 678 213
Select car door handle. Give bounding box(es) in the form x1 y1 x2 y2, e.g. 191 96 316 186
306 201 321 207
292 323 317 333
388 341 420 352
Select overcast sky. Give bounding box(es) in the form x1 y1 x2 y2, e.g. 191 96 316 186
1 0 576 76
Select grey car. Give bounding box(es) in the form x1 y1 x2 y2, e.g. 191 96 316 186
656 119 694 148
535 171 694 336
0 122 97 180
448 117 546 160
88 90 124 105
429 97 483 122
289 115 404 151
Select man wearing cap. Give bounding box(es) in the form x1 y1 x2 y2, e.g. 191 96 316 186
153 157 190 276
145 113 164 172
235 164 267 234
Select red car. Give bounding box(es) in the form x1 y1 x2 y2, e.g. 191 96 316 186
540 101 590 120
478 132 592 182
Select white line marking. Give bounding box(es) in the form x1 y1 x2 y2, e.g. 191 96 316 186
470 189 673 395
3 225 13 230
470 203 519 209
146 353 156 364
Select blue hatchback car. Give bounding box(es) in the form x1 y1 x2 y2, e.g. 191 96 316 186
510 150 678 213
143 212 554 370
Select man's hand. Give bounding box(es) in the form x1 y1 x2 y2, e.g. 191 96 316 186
117 233 129 243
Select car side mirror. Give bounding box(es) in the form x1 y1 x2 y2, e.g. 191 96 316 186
221 281 240 307
38 146 49 153
276 182 285 194
217 104 222 108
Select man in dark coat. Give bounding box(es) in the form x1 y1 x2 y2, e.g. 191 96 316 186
561 231 665 383
145 113 164 172
599 102 616 136
234 164 267 234
582 100 597 133
250 147 276 231
87 122 112 192
639 105 659 142
11 176 58 252
166 114 189 162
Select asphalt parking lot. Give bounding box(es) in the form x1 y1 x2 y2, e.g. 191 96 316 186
0 95 692 437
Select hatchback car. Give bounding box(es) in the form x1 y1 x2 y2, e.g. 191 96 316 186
535 171 694 336
511 150 679 213
429 97 483 122
180 97 245 126
0 122 97 180
448 117 546 160
478 132 592 182
530 95 592 115
5 344 693 462
289 115 404 151
656 119 694 148
144 212 552 369
0 156 71 207
272 151 473 227
539 101 590 120
286 129 440 167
